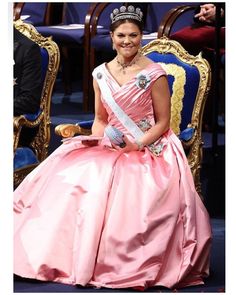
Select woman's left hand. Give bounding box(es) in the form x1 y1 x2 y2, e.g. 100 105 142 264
112 135 139 152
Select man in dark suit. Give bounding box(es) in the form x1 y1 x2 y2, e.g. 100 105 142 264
14 27 42 146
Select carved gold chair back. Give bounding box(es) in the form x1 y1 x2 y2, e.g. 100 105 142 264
14 19 60 187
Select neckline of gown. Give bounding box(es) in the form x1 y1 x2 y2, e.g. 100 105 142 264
103 62 155 88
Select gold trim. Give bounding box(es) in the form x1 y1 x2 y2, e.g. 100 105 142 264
159 63 186 135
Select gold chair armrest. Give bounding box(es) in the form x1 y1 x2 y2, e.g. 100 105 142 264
13 114 44 152
14 113 44 130
55 124 91 138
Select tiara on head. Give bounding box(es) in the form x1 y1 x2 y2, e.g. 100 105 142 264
110 5 143 24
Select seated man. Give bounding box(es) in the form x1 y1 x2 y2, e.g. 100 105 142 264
14 27 42 147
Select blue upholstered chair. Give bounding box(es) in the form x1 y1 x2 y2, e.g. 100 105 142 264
55 37 211 198
143 37 211 197
14 19 60 188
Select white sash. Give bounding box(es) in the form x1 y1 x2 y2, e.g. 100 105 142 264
93 65 165 156
93 66 144 141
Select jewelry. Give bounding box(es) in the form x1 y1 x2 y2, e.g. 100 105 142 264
148 142 164 156
136 73 151 89
110 5 143 24
116 52 141 74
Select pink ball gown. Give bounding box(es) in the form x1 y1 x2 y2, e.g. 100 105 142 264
14 63 212 289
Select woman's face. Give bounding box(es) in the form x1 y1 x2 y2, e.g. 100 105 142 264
110 22 142 59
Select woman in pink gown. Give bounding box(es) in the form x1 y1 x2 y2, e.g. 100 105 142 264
14 5 212 290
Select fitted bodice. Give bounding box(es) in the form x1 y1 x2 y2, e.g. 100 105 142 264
93 62 166 135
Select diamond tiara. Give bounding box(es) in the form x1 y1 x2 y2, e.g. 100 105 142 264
110 5 143 24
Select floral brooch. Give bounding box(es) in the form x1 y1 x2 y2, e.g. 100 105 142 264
148 142 165 156
135 73 151 89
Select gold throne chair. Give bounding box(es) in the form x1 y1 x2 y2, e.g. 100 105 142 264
14 19 60 188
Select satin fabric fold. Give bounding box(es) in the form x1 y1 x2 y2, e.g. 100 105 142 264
14 63 211 289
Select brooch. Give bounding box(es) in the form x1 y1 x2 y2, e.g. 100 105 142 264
148 142 165 156
135 73 151 89
137 118 152 132
97 72 102 79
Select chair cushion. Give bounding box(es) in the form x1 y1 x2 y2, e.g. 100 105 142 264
91 34 112 52
64 3 92 24
146 52 200 131
21 3 48 26
24 109 42 121
171 26 225 55
76 120 94 129
36 27 85 44
14 147 39 170
179 127 195 142
40 47 49 82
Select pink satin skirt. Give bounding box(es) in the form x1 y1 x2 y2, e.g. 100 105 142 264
14 129 212 289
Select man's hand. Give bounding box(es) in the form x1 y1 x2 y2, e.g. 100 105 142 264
195 4 217 24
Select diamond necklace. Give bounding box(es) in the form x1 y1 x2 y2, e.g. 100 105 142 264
116 52 141 74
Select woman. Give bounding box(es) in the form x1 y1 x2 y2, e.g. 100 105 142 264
14 5 212 290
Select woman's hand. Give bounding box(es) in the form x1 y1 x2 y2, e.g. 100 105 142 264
112 135 139 152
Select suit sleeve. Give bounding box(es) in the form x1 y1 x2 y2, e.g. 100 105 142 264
14 42 42 116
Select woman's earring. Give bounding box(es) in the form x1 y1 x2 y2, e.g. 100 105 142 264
112 42 116 51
